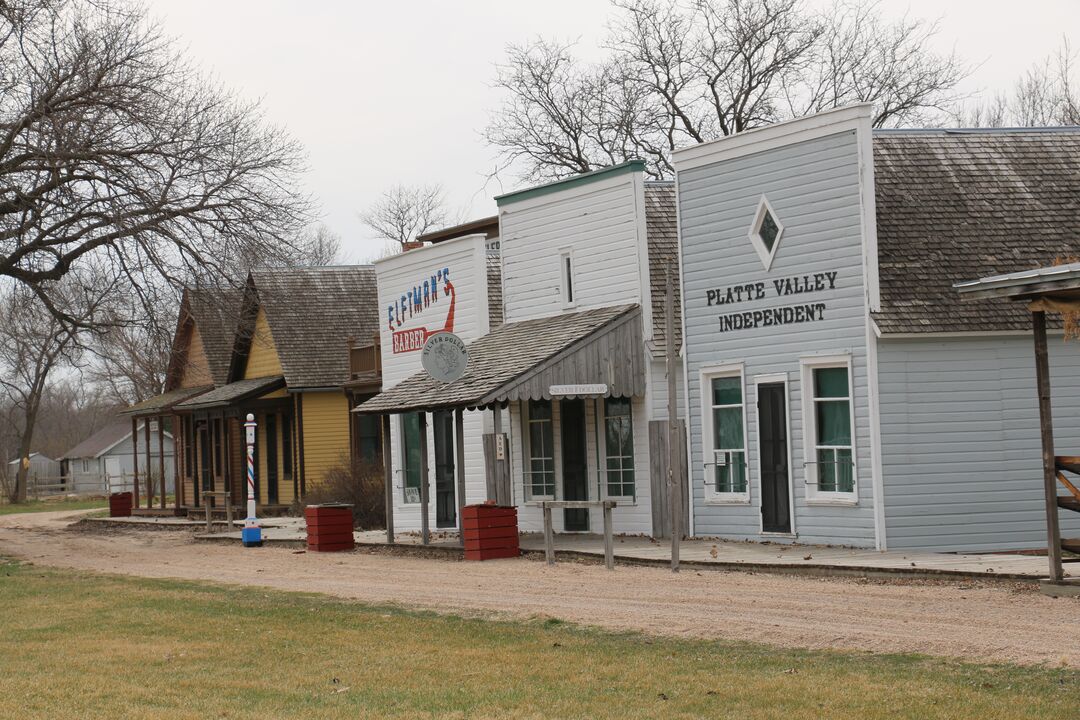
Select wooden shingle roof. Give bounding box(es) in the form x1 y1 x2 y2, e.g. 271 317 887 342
250 266 380 389
356 304 643 414
872 129 1080 334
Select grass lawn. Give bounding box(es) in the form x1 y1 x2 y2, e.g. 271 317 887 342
0 497 108 516
0 560 1076 719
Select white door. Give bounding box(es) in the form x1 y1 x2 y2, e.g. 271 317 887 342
104 457 122 492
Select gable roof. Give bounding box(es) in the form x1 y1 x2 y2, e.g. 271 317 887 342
248 266 380 388
166 287 245 389
872 129 1080 334
356 304 644 414
60 418 174 460
645 182 682 349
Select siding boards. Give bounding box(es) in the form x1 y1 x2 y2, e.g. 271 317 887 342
244 308 284 379
678 129 876 546
879 335 1080 551
179 324 213 388
500 174 643 324
298 391 350 492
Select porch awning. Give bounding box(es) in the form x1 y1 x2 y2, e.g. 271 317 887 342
956 261 1080 306
119 385 213 417
174 375 286 411
355 304 644 415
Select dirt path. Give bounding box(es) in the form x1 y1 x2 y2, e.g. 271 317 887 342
2 510 1078 667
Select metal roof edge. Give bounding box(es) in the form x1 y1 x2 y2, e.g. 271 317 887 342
494 161 645 207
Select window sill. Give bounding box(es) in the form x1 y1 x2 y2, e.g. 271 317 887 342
804 497 858 507
704 496 751 506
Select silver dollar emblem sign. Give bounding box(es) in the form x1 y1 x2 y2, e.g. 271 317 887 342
421 332 469 383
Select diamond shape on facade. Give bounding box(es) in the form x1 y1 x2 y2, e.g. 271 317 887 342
748 195 784 271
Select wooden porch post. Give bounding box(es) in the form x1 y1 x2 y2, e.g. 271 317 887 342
1033 311 1064 582
158 415 166 510
419 412 430 546
455 408 467 547
665 259 681 573
144 419 152 509
382 414 394 544
173 416 183 511
131 416 140 507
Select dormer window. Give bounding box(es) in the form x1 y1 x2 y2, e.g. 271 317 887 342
748 196 785 270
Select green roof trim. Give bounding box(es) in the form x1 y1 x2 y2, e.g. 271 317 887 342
495 160 645 207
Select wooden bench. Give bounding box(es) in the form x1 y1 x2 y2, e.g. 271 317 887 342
540 500 617 570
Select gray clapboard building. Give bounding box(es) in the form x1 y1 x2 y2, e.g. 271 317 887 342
674 104 1080 552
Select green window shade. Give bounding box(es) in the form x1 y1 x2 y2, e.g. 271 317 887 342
402 413 422 501
713 406 744 450
816 400 851 445
817 448 854 493
814 367 848 398
711 376 741 405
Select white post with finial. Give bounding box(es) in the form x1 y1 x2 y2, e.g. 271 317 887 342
242 413 262 547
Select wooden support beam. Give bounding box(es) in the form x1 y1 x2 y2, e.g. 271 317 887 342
131 416 140 507
419 412 430 546
665 259 681 573
1033 311 1064 582
1057 471 1080 503
455 408 467 548
156 416 165 510
144 418 152 509
602 502 614 570
543 505 554 566
382 414 394 545
173 416 183 511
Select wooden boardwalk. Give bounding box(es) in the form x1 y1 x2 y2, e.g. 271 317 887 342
98 513 1071 581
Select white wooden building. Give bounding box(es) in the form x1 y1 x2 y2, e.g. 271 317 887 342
359 163 685 539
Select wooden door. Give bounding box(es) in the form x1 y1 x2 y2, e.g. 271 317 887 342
560 399 589 531
758 383 791 534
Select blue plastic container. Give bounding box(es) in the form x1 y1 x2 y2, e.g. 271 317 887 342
241 526 263 548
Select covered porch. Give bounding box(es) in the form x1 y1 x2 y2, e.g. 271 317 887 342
355 304 647 545
170 375 295 517
957 261 1080 595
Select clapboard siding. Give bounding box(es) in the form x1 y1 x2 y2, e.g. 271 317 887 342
879 335 1080 551
243 308 284 379
500 173 644 324
299 390 350 492
678 128 876 547
375 235 492 532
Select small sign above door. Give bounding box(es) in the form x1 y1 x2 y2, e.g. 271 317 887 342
549 384 608 397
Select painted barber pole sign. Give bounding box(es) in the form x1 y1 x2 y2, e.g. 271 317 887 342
242 413 262 547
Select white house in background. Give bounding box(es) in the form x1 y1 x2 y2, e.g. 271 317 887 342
6 452 61 487
60 418 175 495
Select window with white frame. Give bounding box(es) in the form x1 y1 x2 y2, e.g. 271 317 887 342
801 357 856 500
702 369 748 500
560 249 575 307
524 400 555 500
603 396 634 498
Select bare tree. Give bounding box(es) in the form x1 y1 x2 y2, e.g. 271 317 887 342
487 0 968 180
957 39 1079 127
360 184 449 251
0 0 313 328
0 275 112 502
297 224 343 266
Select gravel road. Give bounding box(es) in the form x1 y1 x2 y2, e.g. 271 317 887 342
2 510 1077 667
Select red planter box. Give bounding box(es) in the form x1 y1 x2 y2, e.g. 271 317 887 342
109 492 133 518
462 504 519 560
305 505 355 552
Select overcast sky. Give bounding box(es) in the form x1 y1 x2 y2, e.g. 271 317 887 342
143 0 1079 262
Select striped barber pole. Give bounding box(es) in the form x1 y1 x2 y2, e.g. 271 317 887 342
242 413 262 547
